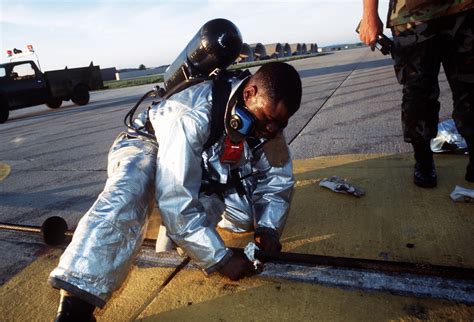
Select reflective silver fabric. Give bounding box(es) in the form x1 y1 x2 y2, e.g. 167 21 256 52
49 133 158 305
151 80 294 273
50 78 294 304
251 146 294 234
150 81 230 272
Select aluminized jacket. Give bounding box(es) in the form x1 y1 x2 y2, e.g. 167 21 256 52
49 78 294 307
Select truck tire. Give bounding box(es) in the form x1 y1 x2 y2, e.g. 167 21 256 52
72 84 90 106
46 98 63 109
0 97 9 124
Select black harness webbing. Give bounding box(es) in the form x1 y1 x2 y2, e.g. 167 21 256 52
203 75 232 150
203 69 251 150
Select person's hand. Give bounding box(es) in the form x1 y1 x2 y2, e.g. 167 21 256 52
255 232 282 253
359 0 383 51
218 250 258 281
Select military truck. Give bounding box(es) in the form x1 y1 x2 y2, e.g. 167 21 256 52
0 60 104 123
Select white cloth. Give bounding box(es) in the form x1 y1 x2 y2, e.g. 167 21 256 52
431 119 467 153
319 176 365 198
450 185 474 203
244 242 262 270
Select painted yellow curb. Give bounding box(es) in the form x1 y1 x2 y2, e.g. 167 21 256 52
2 153 474 321
0 162 11 181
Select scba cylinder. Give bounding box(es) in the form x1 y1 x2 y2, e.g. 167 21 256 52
164 18 243 93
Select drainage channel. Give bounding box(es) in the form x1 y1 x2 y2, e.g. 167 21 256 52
2 224 473 304
137 246 474 305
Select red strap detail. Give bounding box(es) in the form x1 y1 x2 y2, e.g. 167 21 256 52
220 136 244 164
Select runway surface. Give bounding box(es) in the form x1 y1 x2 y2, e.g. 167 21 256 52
1 47 472 320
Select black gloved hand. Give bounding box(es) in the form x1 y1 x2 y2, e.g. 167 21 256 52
218 250 258 281
255 231 282 253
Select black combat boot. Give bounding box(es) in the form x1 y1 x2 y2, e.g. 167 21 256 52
55 291 96 322
465 137 474 182
412 141 437 188
466 163 474 182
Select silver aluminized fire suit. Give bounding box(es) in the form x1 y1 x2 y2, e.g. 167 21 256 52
49 77 294 308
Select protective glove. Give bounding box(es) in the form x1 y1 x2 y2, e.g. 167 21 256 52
255 231 282 253
218 249 259 281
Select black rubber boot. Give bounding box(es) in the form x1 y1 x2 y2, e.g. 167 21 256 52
464 137 474 183
466 163 474 182
412 141 437 188
55 291 96 322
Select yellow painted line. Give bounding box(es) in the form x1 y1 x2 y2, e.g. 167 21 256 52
0 248 175 321
288 153 474 268
0 162 11 181
292 153 393 174
2 152 474 321
0 249 61 320
138 268 474 321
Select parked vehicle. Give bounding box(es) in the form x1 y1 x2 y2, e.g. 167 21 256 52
0 60 103 123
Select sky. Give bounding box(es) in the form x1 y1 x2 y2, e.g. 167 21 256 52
1 0 389 71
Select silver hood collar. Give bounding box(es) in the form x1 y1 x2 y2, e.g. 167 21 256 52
224 75 251 143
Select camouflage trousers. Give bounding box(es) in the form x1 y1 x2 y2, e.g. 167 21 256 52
391 9 474 143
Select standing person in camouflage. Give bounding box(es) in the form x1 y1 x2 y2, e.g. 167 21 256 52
359 0 474 187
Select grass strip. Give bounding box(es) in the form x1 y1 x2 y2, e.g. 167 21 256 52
101 53 326 90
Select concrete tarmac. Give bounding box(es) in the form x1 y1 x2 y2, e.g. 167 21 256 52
1 48 473 321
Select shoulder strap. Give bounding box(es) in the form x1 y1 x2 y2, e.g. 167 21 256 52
203 69 251 151
203 75 232 150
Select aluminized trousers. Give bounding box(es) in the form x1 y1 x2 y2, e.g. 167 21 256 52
48 134 265 307
49 133 157 308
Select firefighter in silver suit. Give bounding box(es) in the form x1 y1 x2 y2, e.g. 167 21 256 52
50 62 302 321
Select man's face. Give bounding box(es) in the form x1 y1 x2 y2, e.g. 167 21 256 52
243 84 290 139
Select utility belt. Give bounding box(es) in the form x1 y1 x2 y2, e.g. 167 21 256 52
201 167 267 201
200 168 247 200
200 135 266 199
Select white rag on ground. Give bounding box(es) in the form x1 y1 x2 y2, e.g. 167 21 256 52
450 185 474 203
431 119 467 153
319 176 365 198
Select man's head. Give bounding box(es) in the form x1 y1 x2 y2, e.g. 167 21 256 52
243 62 302 139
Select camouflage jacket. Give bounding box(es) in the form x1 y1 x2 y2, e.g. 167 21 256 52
387 0 473 28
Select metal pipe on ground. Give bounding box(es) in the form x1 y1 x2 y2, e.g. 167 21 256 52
2 217 474 304
1 217 474 281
